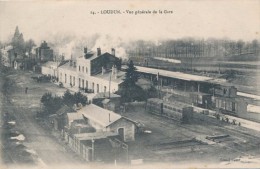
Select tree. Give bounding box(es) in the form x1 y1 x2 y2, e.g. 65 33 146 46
40 92 62 116
73 92 88 106
124 60 139 85
62 90 75 107
11 26 25 53
25 39 36 55
117 60 147 102
115 58 122 70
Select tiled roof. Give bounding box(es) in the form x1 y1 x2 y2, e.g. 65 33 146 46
79 104 122 127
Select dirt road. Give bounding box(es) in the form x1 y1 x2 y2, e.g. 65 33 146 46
0 70 83 167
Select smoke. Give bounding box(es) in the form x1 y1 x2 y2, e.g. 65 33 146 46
42 32 128 60
41 32 99 59
91 34 128 60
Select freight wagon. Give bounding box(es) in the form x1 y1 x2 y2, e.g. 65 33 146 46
146 98 194 123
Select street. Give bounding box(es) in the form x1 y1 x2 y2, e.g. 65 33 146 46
0 70 83 167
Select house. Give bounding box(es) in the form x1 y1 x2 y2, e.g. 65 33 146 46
13 58 24 70
57 47 125 94
75 104 135 142
58 60 77 88
35 41 54 62
66 131 119 162
92 92 121 112
49 105 76 130
41 61 59 78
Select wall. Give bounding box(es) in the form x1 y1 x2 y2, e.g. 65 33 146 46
108 118 135 142
42 66 55 76
58 67 77 88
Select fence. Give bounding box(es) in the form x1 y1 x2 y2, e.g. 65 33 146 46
64 132 92 161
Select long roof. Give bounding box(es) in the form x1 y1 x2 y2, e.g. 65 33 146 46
135 66 213 82
79 104 122 127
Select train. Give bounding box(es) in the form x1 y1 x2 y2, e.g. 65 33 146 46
146 98 194 123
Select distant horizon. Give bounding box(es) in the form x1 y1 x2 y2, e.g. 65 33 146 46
1 0 259 45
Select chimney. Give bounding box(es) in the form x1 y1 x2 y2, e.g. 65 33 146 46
114 68 118 79
102 66 105 75
70 55 73 66
97 48 101 56
84 47 88 54
111 48 115 56
61 54 65 61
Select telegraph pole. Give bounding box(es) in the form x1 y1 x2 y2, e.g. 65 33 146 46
109 73 111 99
92 139 95 161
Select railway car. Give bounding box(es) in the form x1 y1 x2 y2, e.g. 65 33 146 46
146 98 194 123
146 98 163 116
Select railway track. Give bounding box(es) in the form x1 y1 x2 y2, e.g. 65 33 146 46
148 111 260 158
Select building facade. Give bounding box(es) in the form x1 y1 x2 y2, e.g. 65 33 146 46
35 41 54 62
56 47 124 94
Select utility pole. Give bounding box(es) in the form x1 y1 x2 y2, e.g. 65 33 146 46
109 72 111 99
92 139 95 161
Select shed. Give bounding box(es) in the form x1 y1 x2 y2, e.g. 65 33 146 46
79 104 136 142
49 105 76 130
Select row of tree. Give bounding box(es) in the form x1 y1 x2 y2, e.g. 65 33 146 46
11 26 36 56
126 38 260 58
40 90 87 116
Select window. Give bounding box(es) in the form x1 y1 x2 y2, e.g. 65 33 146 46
82 66 84 72
92 83 94 91
82 79 84 89
232 102 236 112
85 80 88 89
86 67 88 73
79 78 81 87
221 100 226 109
73 76 75 86
79 65 80 71
97 84 99 93
65 74 67 83
60 73 62 81
70 75 72 84
104 86 107 93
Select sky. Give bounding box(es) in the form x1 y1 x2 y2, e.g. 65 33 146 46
0 0 259 45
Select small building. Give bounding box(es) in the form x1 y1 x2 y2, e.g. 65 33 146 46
92 92 121 112
190 92 212 108
13 58 24 70
41 61 59 78
35 41 54 62
49 105 76 130
215 96 247 116
78 104 135 142
65 131 119 162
